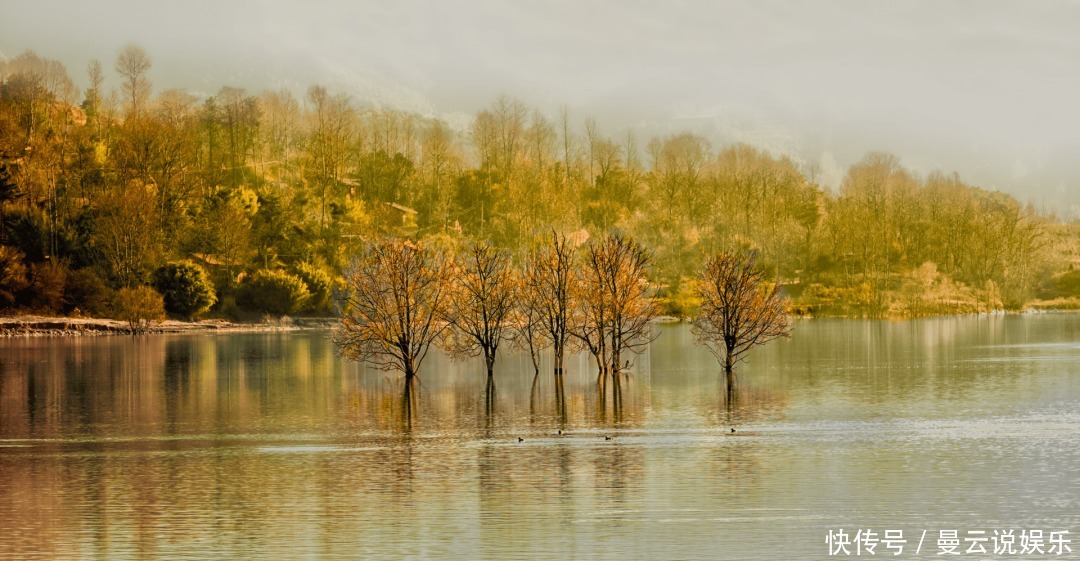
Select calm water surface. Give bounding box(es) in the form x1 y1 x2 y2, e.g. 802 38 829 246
2 315 1080 560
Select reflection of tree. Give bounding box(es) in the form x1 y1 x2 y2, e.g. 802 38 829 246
554 372 567 425
484 375 496 429
708 376 791 429
595 372 633 426
400 376 417 432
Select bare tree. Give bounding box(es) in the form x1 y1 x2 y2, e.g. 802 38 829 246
115 44 152 116
509 279 549 376
306 85 354 231
600 234 659 375
522 230 577 377
575 233 659 379
335 238 450 381
574 242 608 378
692 251 791 386
443 240 516 377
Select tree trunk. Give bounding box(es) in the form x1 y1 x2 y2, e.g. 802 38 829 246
554 341 564 377
485 350 496 378
529 347 540 376
724 342 735 373
592 351 606 381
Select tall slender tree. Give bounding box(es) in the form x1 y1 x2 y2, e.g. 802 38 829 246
115 44 151 116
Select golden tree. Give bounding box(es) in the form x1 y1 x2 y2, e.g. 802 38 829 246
575 233 659 378
521 231 576 377
442 241 516 377
335 238 450 381
600 234 659 375
693 251 791 386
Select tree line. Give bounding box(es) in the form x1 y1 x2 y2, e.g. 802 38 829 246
2 45 1079 323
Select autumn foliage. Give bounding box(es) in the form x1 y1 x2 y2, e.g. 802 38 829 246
692 251 792 382
335 238 450 379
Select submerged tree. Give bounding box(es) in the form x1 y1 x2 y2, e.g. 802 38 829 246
443 240 516 377
692 251 791 386
574 233 659 378
335 238 450 381
521 230 577 377
597 234 659 375
574 239 609 378
509 275 549 377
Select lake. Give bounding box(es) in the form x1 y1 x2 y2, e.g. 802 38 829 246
2 315 1079 560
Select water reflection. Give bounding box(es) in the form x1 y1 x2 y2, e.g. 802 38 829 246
2 316 1080 560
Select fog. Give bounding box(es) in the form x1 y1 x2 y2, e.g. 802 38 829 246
3 0 1078 212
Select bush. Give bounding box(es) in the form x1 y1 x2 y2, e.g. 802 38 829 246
662 276 702 318
112 286 166 332
62 268 112 317
24 261 67 313
293 261 335 315
1053 269 1080 298
0 244 28 309
153 261 217 319
237 269 310 316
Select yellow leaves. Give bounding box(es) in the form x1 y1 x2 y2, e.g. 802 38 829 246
233 186 260 217
93 142 109 166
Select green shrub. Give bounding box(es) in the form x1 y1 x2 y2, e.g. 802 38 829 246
112 286 166 332
62 268 112 317
293 261 335 315
153 261 217 319
237 269 310 316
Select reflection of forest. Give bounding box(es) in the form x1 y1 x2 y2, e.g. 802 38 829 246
2 316 1079 559
3 317 1069 443
0 332 348 439
2 317 1061 441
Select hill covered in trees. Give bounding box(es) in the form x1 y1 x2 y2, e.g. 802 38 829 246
2 46 1079 321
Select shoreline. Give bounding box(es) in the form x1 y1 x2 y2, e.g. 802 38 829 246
4 308 1075 338
0 315 337 338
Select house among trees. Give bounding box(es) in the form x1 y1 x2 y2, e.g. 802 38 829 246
382 202 418 230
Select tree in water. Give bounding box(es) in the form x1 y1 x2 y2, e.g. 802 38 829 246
575 232 659 380
442 240 516 378
509 272 549 377
521 230 576 377
605 234 659 375
335 238 450 381
692 251 791 388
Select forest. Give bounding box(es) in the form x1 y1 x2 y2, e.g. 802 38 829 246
2 46 1080 322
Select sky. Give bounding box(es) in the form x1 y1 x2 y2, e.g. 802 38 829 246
2 0 1079 211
